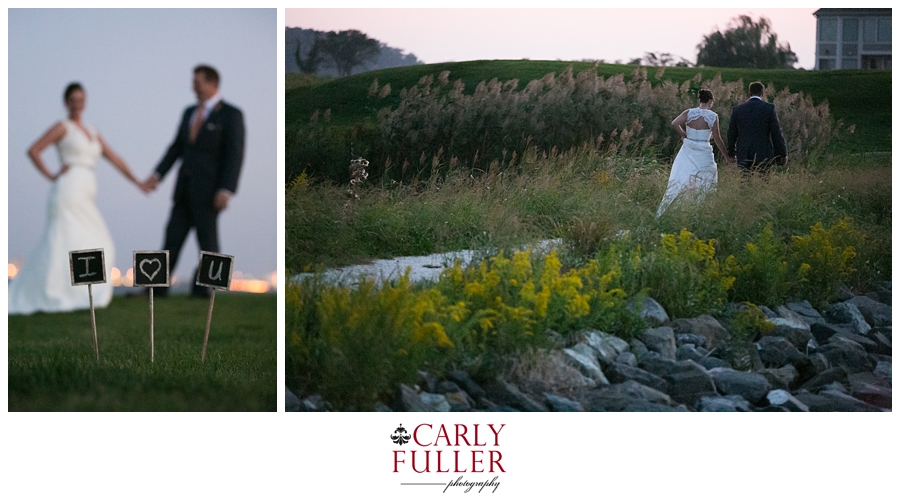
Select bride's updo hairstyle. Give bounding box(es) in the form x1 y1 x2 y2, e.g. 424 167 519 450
64 82 84 102
698 89 714 103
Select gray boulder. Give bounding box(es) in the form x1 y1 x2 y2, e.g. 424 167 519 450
756 336 805 367
801 367 849 393
757 305 778 319
615 352 638 367
583 330 629 366
628 296 670 326
672 315 731 349
483 380 548 412
629 339 650 360
676 344 705 363
830 331 880 353
397 384 430 411
638 355 678 378
866 330 892 356
662 360 718 406
544 393 584 412
768 317 813 348
419 393 452 412
699 356 732 370
285 387 303 412
766 389 809 411
824 302 871 335
697 395 753 412
819 336 876 374
847 296 892 327
605 362 668 393
640 326 677 360
873 361 892 384
447 370 487 399
563 343 609 384
444 390 476 412
848 373 892 409
796 390 884 412
784 301 825 325
810 322 853 344
759 365 800 391
675 333 708 348
583 380 684 412
708 368 772 405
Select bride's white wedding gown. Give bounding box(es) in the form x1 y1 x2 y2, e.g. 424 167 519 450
8 120 115 314
656 108 719 217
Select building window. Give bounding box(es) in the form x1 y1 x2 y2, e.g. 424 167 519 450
819 18 838 41
842 18 859 41
842 58 859 69
877 18 891 43
819 58 835 70
863 18 878 42
843 44 858 56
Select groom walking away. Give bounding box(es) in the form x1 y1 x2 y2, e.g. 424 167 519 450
727 81 787 175
143 65 245 298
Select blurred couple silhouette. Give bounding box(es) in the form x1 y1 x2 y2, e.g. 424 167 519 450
8 65 245 315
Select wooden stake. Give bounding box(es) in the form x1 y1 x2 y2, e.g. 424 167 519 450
150 288 155 363
201 289 216 362
89 283 99 361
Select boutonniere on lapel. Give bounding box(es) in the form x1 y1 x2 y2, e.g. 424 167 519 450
206 123 219 131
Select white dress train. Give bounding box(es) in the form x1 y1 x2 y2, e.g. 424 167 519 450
8 120 115 314
657 108 719 217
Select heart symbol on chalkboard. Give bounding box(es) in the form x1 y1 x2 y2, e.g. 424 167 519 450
140 258 162 281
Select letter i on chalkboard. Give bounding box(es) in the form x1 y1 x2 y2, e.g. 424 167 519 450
195 251 234 362
133 251 170 362
69 248 106 361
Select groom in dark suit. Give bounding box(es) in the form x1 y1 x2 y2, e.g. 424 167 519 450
144 65 245 297
727 81 788 175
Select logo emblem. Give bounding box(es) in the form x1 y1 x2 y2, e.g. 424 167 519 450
391 424 411 446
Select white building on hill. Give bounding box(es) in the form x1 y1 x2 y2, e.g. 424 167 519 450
814 8 891 70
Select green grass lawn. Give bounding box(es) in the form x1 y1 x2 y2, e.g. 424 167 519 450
8 292 276 411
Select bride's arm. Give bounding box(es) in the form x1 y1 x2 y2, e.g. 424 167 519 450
99 135 150 193
671 110 688 140
27 122 68 181
710 118 733 164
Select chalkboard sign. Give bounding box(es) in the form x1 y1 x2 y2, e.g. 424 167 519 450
133 251 170 287
195 251 234 290
69 248 106 286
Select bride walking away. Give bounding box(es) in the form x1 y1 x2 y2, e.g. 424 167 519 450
657 89 733 217
8 83 148 315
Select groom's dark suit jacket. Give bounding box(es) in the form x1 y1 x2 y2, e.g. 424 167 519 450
727 97 787 171
155 100 245 207
154 100 244 276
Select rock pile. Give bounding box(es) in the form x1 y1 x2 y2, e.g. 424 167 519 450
288 283 891 412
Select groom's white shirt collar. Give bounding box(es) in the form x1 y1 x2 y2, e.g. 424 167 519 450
195 93 222 120
749 96 762 100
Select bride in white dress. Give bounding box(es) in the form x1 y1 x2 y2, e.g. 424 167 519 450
656 89 733 217
8 83 148 315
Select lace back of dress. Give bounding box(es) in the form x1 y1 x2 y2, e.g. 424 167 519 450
686 108 717 129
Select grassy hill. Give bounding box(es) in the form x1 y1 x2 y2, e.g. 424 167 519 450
287 60 890 156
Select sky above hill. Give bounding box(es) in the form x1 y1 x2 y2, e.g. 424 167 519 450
287 8 819 69
6 9 277 288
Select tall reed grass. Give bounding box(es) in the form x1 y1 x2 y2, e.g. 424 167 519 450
292 66 839 183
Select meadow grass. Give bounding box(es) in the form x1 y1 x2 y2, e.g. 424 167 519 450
287 150 890 286
8 293 277 411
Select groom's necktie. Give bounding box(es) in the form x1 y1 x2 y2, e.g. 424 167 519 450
189 103 206 143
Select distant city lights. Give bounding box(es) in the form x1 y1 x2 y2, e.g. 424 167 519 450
8 263 276 293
